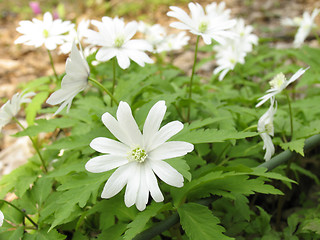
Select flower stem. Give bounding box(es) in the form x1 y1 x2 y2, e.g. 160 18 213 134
111 57 117 107
285 91 294 139
0 200 38 229
47 50 59 82
13 117 48 173
187 35 200 122
88 77 119 106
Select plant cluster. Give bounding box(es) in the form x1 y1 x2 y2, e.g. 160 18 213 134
0 1 320 239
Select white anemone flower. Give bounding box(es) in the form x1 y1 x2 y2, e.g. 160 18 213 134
85 17 153 69
258 98 277 161
138 21 166 51
0 91 35 131
167 2 236 45
46 42 90 115
15 12 74 50
282 9 320 48
256 67 309 107
85 101 194 211
0 210 3 226
157 32 190 53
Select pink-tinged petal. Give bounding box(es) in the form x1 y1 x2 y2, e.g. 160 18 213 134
101 112 132 146
149 160 184 188
90 137 129 155
148 141 194 161
145 161 164 202
124 163 140 207
116 51 130 69
148 121 184 151
136 164 149 211
96 47 117 62
286 67 309 86
101 163 132 198
85 155 128 173
143 101 166 148
116 101 142 147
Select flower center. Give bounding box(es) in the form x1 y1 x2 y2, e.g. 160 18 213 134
269 73 286 89
128 147 148 163
43 29 49 38
114 35 125 48
265 123 274 135
198 21 209 33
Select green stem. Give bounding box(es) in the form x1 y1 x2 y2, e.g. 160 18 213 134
243 125 257 132
88 77 119 106
47 50 59 82
0 200 38 229
285 91 294 139
187 35 200 122
111 58 117 107
13 118 48 173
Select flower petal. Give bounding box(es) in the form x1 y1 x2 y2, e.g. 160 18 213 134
90 137 129 155
148 141 194 161
85 155 128 173
149 160 184 188
145 161 164 202
136 164 150 211
124 163 140 207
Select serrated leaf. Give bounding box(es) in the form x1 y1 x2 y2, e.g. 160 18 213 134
32 177 54 206
97 223 127 240
279 139 305 156
166 158 191 181
178 203 232 240
124 202 171 240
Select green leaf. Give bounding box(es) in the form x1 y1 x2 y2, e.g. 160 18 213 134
123 202 171 240
26 92 49 125
32 177 54 206
279 139 305 156
302 219 320 235
178 203 232 240
165 158 191 181
24 227 66 240
97 223 127 240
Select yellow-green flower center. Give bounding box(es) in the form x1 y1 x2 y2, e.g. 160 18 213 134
43 29 49 38
128 147 147 163
269 73 286 89
265 123 273 135
198 21 208 33
114 36 125 48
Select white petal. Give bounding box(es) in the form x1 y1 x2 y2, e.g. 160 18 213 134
124 163 140 207
136 164 149 211
148 121 184 151
116 101 142 147
101 163 132 198
145 161 164 202
96 47 117 62
148 141 194 161
0 210 3 227
116 51 130 69
286 67 309 86
90 137 129 155
143 101 166 147
85 155 128 173
149 160 184 188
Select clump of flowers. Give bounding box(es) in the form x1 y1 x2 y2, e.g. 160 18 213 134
85 101 194 211
282 8 320 48
14 12 74 50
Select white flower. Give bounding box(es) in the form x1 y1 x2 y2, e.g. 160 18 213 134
0 210 3 227
59 19 91 55
138 21 166 51
258 98 277 161
85 101 194 211
213 18 258 81
157 32 190 53
85 17 153 69
0 91 35 131
15 12 74 50
282 9 320 48
46 42 90 114
167 2 236 45
256 67 309 107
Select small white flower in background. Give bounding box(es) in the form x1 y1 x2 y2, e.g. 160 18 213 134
258 98 277 161
59 19 91 55
0 91 35 131
138 21 166 51
46 42 90 115
0 210 3 226
281 9 320 48
157 32 190 53
167 2 236 45
256 67 309 107
85 17 154 69
15 12 74 50
213 18 258 81
85 101 194 211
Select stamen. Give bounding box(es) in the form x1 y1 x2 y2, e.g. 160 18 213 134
128 147 148 163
